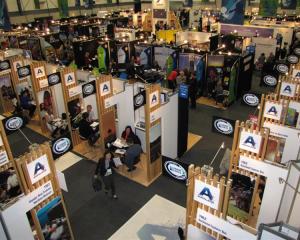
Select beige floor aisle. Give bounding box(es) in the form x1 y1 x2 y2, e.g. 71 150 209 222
108 195 186 240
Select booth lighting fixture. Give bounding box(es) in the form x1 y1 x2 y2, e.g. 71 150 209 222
144 40 147 44
234 30 237 33
140 35 144 39
24 27 28 31
219 51 222 54
122 39 126 42
285 72 288 76
105 37 109 41
184 40 188 44
222 44 225 48
160 38 164 42
228 52 232 56
34 27 39 31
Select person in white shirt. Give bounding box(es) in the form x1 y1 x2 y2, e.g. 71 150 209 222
87 105 96 123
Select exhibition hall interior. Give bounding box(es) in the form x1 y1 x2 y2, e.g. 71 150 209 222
1 0 300 239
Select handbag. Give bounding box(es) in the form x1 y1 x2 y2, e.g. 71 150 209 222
92 175 102 192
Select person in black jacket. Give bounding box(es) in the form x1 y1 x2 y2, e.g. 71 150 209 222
94 151 118 199
79 112 99 145
121 126 141 145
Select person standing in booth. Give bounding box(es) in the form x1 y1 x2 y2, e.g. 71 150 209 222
123 139 143 172
20 90 36 118
167 69 178 92
187 71 197 109
94 151 118 199
86 104 96 123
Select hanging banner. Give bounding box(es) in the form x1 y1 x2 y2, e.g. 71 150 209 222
281 0 297 9
280 82 296 98
162 156 188 184
220 0 246 25
0 0 11 31
48 72 61 86
82 80 96 98
134 90 146 110
259 0 278 17
2 115 25 135
0 60 10 72
212 116 235 137
97 46 107 71
239 130 262 154
26 155 51 185
17 65 31 79
57 0 69 18
51 133 73 159
135 45 152 67
194 180 221 210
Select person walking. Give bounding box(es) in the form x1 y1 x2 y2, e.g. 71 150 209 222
188 71 197 109
94 151 118 199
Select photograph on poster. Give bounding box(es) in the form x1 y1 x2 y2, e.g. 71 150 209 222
0 167 22 208
0 74 15 100
228 172 265 224
265 137 286 164
36 196 72 240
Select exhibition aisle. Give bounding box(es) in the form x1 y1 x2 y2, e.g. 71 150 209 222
108 195 185 240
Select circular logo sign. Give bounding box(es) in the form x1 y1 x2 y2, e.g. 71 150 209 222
243 94 259 107
53 137 71 155
164 161 187 181
48 74 60 85
5 117 23 131
83 83 94 95
263 75 277 86
277 64 289 74
287 55 299 64
294 48 300 55
0 61 9 70
214 119 233 135
135 94 144 107
18 67 30 77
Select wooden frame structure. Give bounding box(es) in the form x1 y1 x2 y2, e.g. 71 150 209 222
14 143 74 240
186 164 231 240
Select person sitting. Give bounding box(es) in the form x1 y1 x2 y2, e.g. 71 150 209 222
123 139 143 172
51 112 69 138
104 129 117 149
121 126 141 145
86 105 96 123
79 112 100 145
20 90 36 118
40 104 55 133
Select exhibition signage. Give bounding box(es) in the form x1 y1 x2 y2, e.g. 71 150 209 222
2 115 24 135
179 84 189 99
242 93 260 107
100 81 111 96
276 63 289 74
196 209 256 240
82 80 96 98
26 154 51 184
64 72 75 86
38 79 48 88
281 0 296 9
47 72 61 86
68 85 82 98
280 82 296 97
51 134 73 159
292 69 300 78
262 74 277 87
294 48 300 56
150 108 161 123
0 60 10 72
220 24 274 38
239 130 262 154
0 0 11 31
194 180 220 210
17 65 31 79
287 55 299 64
104 96 116 109
33 66 46 79
133 90 146 110
259 0 278 17
150 90 159 108
263 102 283 121
162 156 188 184
0 135 3 146
239 155 272 176
13 60 22 72
0 150 9 166
212 116 235 137
220 0 246 25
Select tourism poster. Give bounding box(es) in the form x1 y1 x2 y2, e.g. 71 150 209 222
281 0 297 9
259 0 278 17
0 0 11 31
220 0 246 25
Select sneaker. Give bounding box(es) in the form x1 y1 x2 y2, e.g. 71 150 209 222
113 194 118 199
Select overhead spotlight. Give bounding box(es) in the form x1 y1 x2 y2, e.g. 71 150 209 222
222 44 225 48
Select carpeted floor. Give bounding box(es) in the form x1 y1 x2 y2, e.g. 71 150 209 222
4 70 268 240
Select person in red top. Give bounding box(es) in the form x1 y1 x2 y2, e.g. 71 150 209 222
167 69 178 92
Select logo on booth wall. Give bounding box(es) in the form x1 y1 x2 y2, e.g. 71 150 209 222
0 60 10 71
263 75 277 86
34 162 46 177
267 106 278 116
214 119 233 135
277 64 289 74
134 90 146 110
294 72 300 78
64 72 75 86
34 66 45 78
242 136 256 149
164 161 187 181
83 83 94 95
53 137 71 155
48 73 61 86
100 81 111 96
243 94 259 106
5 117 23 131
287 55 299 64
194 180 220 210
18 66 31 78
150 91 159 108
283 85 292 93
294 48 300 55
